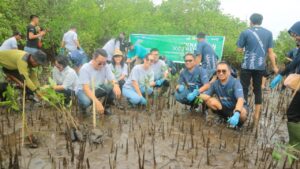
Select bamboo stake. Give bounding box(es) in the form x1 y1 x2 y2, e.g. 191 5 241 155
21 80 26 147
92 78 96 129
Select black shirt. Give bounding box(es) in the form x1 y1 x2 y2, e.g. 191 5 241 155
26 24 39 48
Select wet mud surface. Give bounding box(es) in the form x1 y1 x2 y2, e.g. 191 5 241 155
0 87 299 169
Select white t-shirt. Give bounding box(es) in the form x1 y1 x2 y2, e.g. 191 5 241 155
78 61 115 90
108 63 128 80
102 39 120 61
52 66 79 92
0 37 18 51
62 30 78 51
123 64 154 89
151 59 167 81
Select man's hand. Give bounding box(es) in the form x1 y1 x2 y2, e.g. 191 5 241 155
39 31 46 37
227 111 240 127
95 100 104 114
113 84 121 99
177 85 184 93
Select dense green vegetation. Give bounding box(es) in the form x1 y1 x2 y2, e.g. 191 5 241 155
0 0 295 66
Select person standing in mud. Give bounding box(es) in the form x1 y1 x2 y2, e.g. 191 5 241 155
122 53 155 106
175 53 210 110
270 21 300 150
77 48 121 116
25 15 46 54
103 32 126 63
150 48 169 88
236 13 279 127
200 62 248 127
194 32 218 80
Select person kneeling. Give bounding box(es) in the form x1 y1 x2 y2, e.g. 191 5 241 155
50 56 78 104
175 53 210 109
77 49 121 115
199 62 248 127
122 53 155 106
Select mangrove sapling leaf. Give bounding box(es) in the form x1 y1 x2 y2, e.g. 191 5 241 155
2 84 20 112
48 77 57 87
0 101 11 107
194 97 203 105
272 143 300 165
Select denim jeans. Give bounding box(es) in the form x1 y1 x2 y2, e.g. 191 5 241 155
122 86 153 105
24 46 38 54
175 88 194 105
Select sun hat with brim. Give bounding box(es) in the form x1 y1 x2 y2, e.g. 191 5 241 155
288 21 300 36
113 50 123 57
31 50 48 65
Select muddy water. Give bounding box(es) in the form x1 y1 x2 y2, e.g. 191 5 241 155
0 88 298 169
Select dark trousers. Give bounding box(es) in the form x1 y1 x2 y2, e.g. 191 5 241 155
287 92 300 123
57 89 73 105
118 80 125 91
240 69 263 104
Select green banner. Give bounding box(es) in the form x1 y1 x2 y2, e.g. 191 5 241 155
130 34 225 63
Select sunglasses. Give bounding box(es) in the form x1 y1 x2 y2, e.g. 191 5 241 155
95 60 106 66
146 58 155 63
217 69 227 74
185 59 193 63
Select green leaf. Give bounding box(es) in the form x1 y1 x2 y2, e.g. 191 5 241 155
272 151 282 161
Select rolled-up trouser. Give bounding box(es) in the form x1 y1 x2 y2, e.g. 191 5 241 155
122 86 153 105
240 69 264 104
175 88 194 106
24 46 38 54
77 84 114 109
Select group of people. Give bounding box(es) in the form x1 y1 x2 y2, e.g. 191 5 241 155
0 13 299 148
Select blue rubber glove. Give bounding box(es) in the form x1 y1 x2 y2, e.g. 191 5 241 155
140 97 147 105
178 85 184 93
187 89 200 102
270 75 283 89
227 111 240 127
155 79 165 86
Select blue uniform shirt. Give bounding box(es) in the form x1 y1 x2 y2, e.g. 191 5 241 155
205 76 244 109
178 65 209 91
237 26 273 70
127 45 148 59
195 41 218 71
287 48 299 60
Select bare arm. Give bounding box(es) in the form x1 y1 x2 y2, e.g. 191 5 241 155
75 39 80 49
61 41 65 48
29 31 45 40
199 83 210 93
236 48 243 53
83 84 99 102
53 85 65 91
234 98 244 112
268 48 279 74
132 80 142 97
